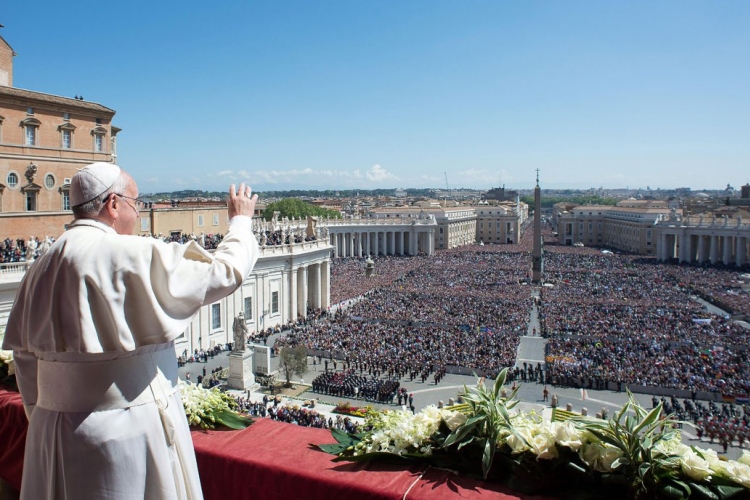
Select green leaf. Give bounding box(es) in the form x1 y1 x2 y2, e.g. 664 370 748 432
493 368 507 399
691 483 720 500
441 419 480 448
481 438 495 479
658 479 691 500
632 405 662 436
214 409 254 430
709 480 747 499
330 428 355 444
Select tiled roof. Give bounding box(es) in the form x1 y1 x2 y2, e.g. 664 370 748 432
0 85 115 114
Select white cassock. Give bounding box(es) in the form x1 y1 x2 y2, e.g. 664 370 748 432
3 216 259 500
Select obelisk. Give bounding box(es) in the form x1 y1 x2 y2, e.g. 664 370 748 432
532 169 543 283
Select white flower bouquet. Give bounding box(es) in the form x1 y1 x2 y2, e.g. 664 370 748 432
178 380 253 430
318 369 750 500
0 349 15 390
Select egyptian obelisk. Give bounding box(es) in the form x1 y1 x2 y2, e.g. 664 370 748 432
532 169 543 283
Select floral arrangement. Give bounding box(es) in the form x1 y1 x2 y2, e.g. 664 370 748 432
0 348 16 390
178 380 253 430
333 402 373 418
318 368 750 500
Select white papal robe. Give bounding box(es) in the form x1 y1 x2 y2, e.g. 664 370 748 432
3 216 259 499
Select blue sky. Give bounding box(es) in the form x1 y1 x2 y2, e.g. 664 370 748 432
3 1 749 192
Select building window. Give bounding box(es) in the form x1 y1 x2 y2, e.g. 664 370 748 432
244 297 253 320
140 217 149 232
7 173 18 188
271 291 279 314
62 129 72 149
44 174 55 189
197 215 204 227
62 191 70 211
213 214 219 226
27 107 34 115
25 125 37 146
95 118 102 125
26 191 37 211
94 134 103 152
211 303 221 330
63 112 70 121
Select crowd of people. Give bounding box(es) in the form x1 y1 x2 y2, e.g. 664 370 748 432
152 232 225 250
311 369 401 403
232 393 361 432
542 252 750 396
275 249 534 389
255 228 318 247
0 236 55 263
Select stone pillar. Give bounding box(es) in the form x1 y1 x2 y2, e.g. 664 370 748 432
290 267 298 320
680 233 692 263
314 263 322 308
737 236 747 267
331 233 338 258
723 236 733 265
389 232 396 255
298 266 308 318
357 232 363 258
321 260 330 308
658 233 666 261
697 235 707 264
710 235 718 264
410 231 417 256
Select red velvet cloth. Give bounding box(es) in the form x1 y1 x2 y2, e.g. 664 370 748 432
0 388 547 499
0 388 26 491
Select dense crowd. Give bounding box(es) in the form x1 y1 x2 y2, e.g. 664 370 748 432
0 236 55 263
255 229 317 247
312 369 400 403
542 253 750 396
232 394 361 432
276 249 532 386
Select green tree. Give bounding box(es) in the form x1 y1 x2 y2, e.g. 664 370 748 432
279 345 308 387
262 198 342 221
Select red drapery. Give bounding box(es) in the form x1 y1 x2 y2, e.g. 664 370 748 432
1 388 548 499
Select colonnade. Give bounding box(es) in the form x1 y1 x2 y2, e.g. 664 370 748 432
288 260 330 319
658 232 749 266
329 228 435 258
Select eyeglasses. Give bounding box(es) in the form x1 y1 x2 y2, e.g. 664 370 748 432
110 193 145 212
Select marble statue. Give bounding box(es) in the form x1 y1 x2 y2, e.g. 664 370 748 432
232 312 248 353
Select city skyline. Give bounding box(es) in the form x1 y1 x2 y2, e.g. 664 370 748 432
2 1 749 192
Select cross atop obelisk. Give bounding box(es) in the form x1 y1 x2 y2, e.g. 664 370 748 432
532 170 543 283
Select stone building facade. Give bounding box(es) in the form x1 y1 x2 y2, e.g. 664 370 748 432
0 34 119 238
556 203 672 255
474 201 528 245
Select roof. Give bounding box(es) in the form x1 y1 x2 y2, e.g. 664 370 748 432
0 85 115 115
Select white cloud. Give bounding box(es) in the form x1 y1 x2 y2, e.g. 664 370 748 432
365 164 397 182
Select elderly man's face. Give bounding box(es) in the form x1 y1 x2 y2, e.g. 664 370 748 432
116 174 140 235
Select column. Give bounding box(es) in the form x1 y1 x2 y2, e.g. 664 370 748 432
297 266 308 318
410 231 417 256
737 236 747 267
321 260 330 308
388 232 395 255
710 235 718 264
289 269 298 321
399 231 405 256
331 233 337 258
313 263 322 308
723 236 733 265
658 233 666 261
349 232 355 257
697 235 706 264
357 232 363 258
